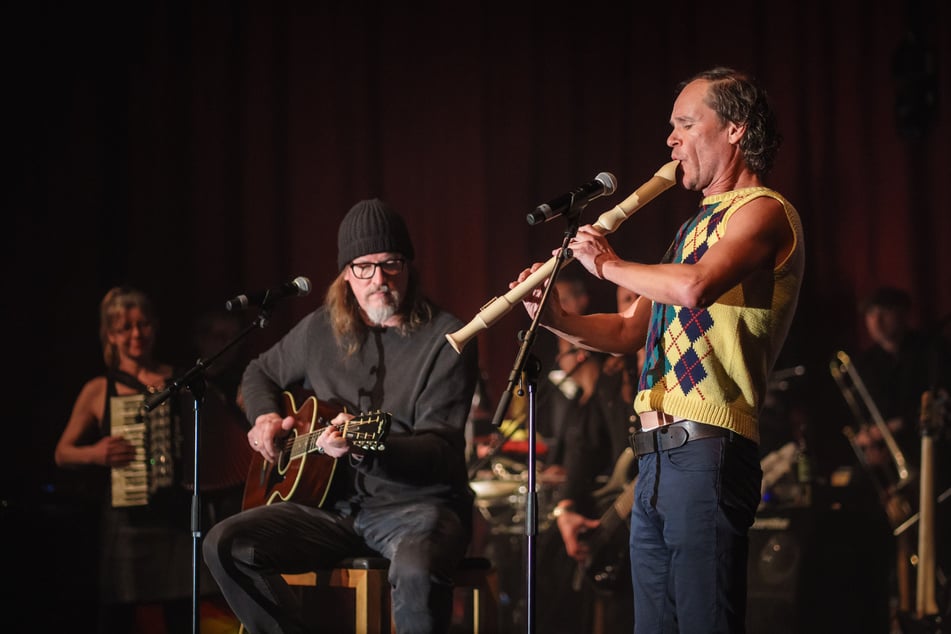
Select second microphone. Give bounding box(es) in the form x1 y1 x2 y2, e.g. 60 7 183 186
225 276 312 311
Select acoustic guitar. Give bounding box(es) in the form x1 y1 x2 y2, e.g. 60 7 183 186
242 391 391 510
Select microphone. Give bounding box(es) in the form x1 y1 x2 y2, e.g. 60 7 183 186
526 172 618 226
225 276 312 311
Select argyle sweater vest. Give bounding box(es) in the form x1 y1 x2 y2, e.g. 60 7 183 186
634 187 805 443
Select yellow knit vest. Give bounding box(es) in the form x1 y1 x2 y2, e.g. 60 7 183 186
633 187 805 443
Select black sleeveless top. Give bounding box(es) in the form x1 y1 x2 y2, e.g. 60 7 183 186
102 369 189 517
98 370 199 603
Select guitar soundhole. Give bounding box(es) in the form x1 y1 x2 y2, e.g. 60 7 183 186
276 430 298 472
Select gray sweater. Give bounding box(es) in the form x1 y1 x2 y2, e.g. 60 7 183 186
241 304 479 516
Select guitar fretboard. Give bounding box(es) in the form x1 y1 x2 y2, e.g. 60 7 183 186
285 415 389 460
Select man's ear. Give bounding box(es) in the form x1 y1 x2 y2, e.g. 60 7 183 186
727 121 747 145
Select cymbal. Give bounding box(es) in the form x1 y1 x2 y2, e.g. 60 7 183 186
469 480 521 499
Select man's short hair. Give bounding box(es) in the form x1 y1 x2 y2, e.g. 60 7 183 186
860 286 912 313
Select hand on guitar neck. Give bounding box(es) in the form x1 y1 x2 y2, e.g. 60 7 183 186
553 502 601 562
562 447 638 594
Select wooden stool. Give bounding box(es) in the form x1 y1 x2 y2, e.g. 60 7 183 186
281 556 500 633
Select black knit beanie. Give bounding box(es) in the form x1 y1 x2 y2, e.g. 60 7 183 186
337 198 415 270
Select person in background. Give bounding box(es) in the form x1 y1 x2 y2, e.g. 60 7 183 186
851 286 951 628
188 308 254 522
853 287 949 471
202 198 479 634
537 285 641 633
514 67 804 633
54 286 205 634
536 273 602 475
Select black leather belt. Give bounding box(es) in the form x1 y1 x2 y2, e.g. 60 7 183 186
629 420 732 457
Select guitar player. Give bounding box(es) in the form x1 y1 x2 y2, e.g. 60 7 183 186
536 284 641 634
203 199 479 634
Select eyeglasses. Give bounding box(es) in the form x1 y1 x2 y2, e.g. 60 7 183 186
111 320 154 335
349 258 406 280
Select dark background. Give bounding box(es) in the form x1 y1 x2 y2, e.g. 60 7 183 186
3 1 949 630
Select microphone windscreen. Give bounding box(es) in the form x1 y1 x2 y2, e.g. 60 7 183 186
292 276 312 296
596 172 618 195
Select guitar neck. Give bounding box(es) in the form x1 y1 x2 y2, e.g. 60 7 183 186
592 479 636 538
592 450 637 529
285 415 389 460
612 483 635 519
287 426 328 460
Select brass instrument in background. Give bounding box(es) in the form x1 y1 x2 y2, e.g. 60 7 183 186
446 160 680 353
830 350 918 615
832 350 951 624
829 350 915 527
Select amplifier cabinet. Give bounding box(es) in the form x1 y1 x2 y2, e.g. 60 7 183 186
747 506 891 633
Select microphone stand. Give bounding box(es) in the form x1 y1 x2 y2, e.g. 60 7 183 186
489 208 584 634
143 304 274 634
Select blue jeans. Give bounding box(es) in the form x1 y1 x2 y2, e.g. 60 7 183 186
630 430 761 634
203 500 469 633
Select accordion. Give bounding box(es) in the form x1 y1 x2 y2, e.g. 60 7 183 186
109 393 177 508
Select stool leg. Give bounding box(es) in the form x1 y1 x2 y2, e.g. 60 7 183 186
471 587 480 633
454 569 500 634
335 568 390 633
352 570 369 633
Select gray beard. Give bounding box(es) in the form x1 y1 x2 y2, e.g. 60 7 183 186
366 303 397 325
362 284 402 325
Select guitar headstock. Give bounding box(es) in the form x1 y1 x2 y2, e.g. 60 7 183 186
344 411 391 452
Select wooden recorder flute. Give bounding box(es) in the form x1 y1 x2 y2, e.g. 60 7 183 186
446 159 680 353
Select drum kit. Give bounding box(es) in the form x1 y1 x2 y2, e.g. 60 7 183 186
468 447 564 631
469 453 563 536
463 357 575 628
